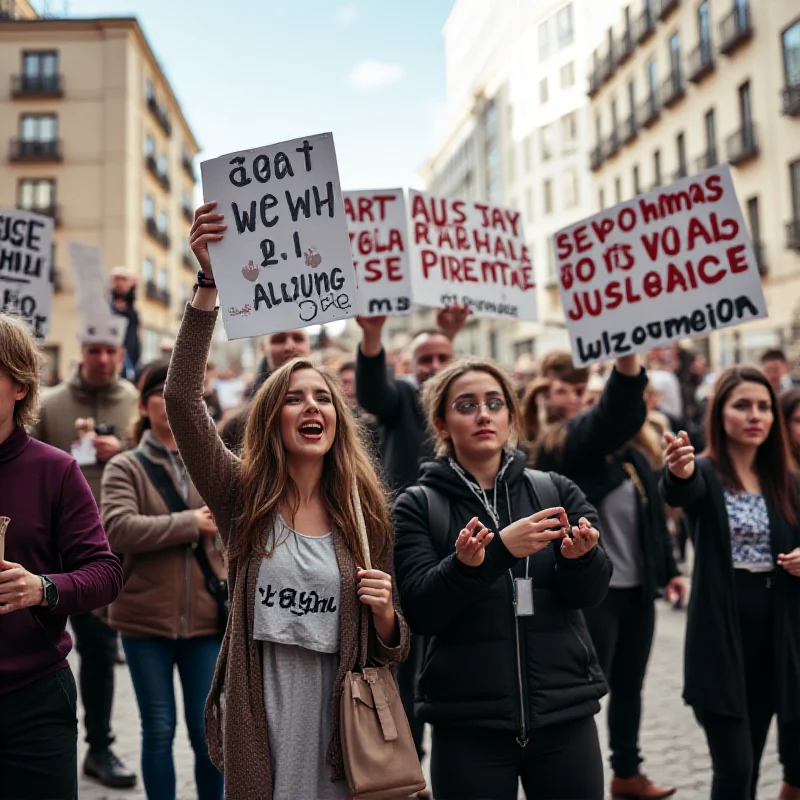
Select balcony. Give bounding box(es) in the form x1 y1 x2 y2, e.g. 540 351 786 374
657 0 679 21
617 30 634 66
145 280 171 306
145 217 171 249
588 52 613 96
590 145 604 172
638 95 660 128
719 1 753 56
604 129 620 160
725 122 758 166
695 147 718 172
783 83 800 117
181 153 196 181
9 138 62 162
145 154 171 192
620 114 638 145
753 240 767 276
672 164 688 182
688 40 715 83
147 96 172 137
182 252 194 270
18 203 61 226
636 7 656 44
11 74 63 98
660 71 685 108
787 220 800 252
181 204 194 223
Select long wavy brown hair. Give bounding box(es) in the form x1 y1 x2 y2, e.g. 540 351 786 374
229 358 391 565
706 366 798 526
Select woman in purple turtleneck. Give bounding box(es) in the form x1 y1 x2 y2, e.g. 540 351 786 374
0 313 123 800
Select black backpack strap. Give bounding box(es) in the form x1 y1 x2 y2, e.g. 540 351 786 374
403 485 451 554
132 450 188 512
524 468 561 511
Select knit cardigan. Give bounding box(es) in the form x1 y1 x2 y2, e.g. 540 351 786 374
164 304 410 800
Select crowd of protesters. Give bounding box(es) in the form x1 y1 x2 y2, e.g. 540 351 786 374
1 203 800 800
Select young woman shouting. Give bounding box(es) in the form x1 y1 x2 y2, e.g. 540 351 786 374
661 366 800 800
394 358 611 800
163 202 410 800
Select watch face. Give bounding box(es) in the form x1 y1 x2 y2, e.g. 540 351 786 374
44 578 58 607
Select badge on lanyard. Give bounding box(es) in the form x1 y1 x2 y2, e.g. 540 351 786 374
514 575 534 617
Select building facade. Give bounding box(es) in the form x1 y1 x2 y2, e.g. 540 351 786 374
0 7 199 381
588 0 800 366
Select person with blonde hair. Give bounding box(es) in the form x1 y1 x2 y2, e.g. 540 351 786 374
0 313 122 800
394 357 611 799
162 202 410 800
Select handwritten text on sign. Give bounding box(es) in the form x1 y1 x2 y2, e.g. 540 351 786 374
344 189 411 317
201 133 356 339
553 164 767 367
408 191 536 320
0 207 54 340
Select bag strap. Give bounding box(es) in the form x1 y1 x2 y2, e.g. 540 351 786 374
351 483 372 670
403 485 451 555
524 468 561 511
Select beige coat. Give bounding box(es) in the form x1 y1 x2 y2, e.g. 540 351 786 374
101 432 226 639
164 304 410 800
31 372 139 502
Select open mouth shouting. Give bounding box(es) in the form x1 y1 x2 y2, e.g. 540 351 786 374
298 420 324 440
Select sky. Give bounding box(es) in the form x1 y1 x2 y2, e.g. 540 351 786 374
52 0 454 192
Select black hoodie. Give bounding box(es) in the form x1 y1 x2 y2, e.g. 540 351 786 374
393 450 612 736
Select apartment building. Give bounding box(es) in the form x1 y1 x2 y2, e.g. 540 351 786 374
588 0 800 365
0 4 199 380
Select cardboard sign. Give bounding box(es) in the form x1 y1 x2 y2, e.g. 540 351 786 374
0 207 54 340
67 241 107 314
553 164 767 366
201 133 357 340
344 189 412 317
408 190 536 320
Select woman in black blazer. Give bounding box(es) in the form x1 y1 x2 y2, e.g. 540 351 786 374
661 366 800 800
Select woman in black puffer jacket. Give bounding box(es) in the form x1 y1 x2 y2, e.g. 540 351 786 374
394 358 611 800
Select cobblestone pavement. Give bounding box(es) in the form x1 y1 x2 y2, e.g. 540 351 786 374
71 602 781 800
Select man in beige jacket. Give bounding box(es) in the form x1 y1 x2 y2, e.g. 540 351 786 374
30 319 139 789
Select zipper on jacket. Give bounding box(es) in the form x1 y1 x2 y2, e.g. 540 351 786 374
510 574 529 747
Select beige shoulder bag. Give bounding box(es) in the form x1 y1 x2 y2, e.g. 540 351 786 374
339 486 426 800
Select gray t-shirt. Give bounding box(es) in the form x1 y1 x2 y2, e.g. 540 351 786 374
598 479 644 588
253 516 340 653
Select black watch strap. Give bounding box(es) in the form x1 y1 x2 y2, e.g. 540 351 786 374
39 575 58 611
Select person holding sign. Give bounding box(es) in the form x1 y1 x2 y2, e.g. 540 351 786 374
0 313 123 800
661 368 800 800
531 353 682 800
162 203 410 799
393 358 611 800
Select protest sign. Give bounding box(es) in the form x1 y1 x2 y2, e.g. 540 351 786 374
0 207 54 340
408 190 536 320
68 241 108 314
344 189 412 317
201 133 357 340
553 164 767 367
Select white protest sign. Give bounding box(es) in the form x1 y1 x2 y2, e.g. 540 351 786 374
201 133 357 340
67 241 108 313
408 191 536 320
0 207 54 340
344 189 412 317
553 164 767 367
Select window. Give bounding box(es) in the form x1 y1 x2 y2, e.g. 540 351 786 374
525 187 534 221
739 80 753 128
676 132 687 175
746 196 761 243
614 177 622 204
598 187 605 211
146 79 155 102
543 179 554 214
157 210 168 234
653 149 662 186
698 1 711 53
23 51 57 78
627 79 636 117
538 20 551 62
705 108 717 161
594 112 602 146
783 20 800 87
157 268 168 290
647 58 657 99
19 114 57 141
540 124 554 161
18 178 55 210
561 111 578 150
181 236 190 256
181 191 192 209
144 134 154 158
144 194 154 220
564 168 579 208
791 159 800 219
624 5 632 37
669 32 681 80
143 257 154 283
157 154 168 176
556 3 574 48
633 164 641 194
610 97 619 130
560 61 575 89
539 77 549 104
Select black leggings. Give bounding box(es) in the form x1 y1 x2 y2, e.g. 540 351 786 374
696 570 800 799
583 586 655 778
430 716 604 800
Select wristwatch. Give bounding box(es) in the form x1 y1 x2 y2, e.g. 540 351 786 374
38 575 59 611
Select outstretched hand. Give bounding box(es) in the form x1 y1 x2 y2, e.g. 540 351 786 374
664 431 696 480
436 304 471 338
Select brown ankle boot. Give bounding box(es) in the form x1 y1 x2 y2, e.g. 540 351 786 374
779 782 800 800
611 773 676 799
